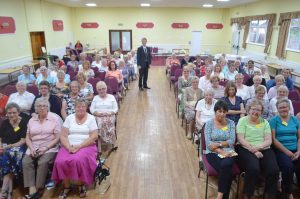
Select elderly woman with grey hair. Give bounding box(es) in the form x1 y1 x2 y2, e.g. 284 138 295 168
269 85 294 117
183 76 204 139
0 103 30 199
249 75 268 100
90 81 118 148
246 85 271 120
18 65 36 84
7 82 35 115
195 89 218 131
268 74 285 99
22 98 61 199
51 70 70 98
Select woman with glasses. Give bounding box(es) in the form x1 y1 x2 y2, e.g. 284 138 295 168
236 99 279 199
270 99 300 199
22 98 61 199
0 103 30 199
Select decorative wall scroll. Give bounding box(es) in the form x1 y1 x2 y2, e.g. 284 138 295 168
136 22 154 28
81 23 99 28
52 20 64 31
0 16 16 34
206 23 223 29
171 23 189 29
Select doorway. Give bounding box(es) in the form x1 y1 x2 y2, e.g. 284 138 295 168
30 31 46 60
109 30 132 54
231 24 241 55
191 31 202 56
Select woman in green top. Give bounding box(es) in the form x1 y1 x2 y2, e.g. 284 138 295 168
236 99 279 199
270 99 300 199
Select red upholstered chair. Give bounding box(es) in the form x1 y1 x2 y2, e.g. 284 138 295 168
173 69 183 98
87 77 101 95
219 80 228 87
292 101 300 115
4 84 17 96
289 90 300 101
27 84 39 96
169 64 180 90
104 77 120 105
96 71 106 81
198 125 241 199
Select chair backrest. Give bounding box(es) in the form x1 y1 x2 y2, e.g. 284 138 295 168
4 84 17 96
289 90 300 101
292 101 300 115
174 69 183 82
87 77 101 95
92 67 99 73
170 64 180 76
219 80 228 87
152 47 158 54
195 68 201 77
243 74 251 84
200 124 207 155
27 84 39 96
104 77 119 94
96 71 106 81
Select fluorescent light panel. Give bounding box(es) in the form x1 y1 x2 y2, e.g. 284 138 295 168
217 0 230 2
141 3 151 7
86 3 97 7
203 4 213 7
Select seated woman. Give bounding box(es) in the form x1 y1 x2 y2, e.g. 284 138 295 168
270 85 294 117
0 103 30 199
198 66 212 91
105 61 123 84
196 89 217 131
79 60 94 79
183 76 203 139
236 99 279 199
90 81 118 151
246 85 270 120
209 75 224 100
119 60 129 89
35 66 56 86
178 66 193 114
268 74 285 99
270 99 300 199
0 93 8 119
187 63 196 77
91 54 102 69
211 63 225 80
249 75 268 100
51 70 70 98
224 63 238 81
18 65 36 84
261 65 271 81
66 54 79 73
59 65 71 84
61 81 83 120
30 81 62 117
204 100 236 199
245 69 266 87
7 82 35 115
166 53 180 73
23 98 61 199
77 72 94 101
221 81 245 125
235 73 250 102
52 98 98 199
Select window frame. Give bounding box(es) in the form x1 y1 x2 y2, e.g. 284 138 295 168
247 19 268 46
286 18 300 53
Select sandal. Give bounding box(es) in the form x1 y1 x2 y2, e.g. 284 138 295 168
79 185 86 198
58 188 72 199
23 191 42 199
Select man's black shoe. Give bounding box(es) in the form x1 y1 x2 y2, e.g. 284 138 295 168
144 86 151 89
139 87 144 91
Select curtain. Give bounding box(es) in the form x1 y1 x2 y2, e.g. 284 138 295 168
264 14 276 53
242 21 250 49
276 11 300 59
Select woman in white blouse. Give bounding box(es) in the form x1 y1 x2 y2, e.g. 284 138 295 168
269 85 294 117
7 82 35 115
195 89 217 131
90 81 118 149
249 75 268 100
235 73 250 101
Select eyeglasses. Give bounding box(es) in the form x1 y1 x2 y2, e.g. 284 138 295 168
37 105 48 108
278 106 289 109
250 108 262 112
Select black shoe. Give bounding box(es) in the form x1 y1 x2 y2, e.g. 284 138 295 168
144 86 151 89
139 87 144 91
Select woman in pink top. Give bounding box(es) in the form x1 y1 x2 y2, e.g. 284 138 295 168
105 61 123 83
22 98 61 199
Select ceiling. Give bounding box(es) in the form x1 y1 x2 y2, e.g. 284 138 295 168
45 0 260 8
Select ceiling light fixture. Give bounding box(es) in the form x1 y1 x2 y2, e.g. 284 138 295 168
85 3 97 7
141 3 151 7
203 4 213 7
217 0 230 2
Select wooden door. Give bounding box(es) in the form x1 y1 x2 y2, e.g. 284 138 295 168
109 30 132 54
30 32 46 60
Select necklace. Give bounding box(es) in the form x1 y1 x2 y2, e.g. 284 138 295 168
204 101 212 110
76 115 87 125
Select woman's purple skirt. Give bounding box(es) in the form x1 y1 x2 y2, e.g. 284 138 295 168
51 145 97 185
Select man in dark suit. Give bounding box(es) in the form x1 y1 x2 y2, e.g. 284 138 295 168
137 37 152 91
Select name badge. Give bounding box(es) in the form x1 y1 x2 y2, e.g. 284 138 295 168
282 121 288 126
255 124 261 128
14 126 20 132
221 126 228 131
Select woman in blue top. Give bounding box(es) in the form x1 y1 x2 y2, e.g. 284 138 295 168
270 98 300 199
204 100 236 199
221 81 245 125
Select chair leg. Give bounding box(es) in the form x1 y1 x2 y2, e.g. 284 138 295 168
205 173 208 199
185 120 188 136
170 81 171 90
236 175 240 199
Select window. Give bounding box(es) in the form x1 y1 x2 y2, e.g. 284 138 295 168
109 30 132 54
286 18 300 51
248 20 268 45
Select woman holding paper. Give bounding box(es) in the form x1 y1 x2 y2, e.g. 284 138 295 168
204 100 236 199
236 99 279 199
